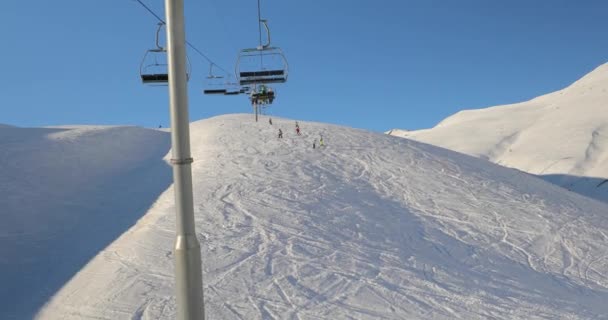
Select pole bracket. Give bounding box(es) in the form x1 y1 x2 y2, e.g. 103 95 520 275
170 157 194 165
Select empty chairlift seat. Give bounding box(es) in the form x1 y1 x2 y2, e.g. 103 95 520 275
239 69 286 85
141 73 169 84
140 47 170 85
140 23 173 86
236 47 289 86
203 88 227 95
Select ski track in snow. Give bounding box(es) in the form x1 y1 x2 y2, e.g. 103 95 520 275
3 114 608 319
486 131 521 162
570 125 608 177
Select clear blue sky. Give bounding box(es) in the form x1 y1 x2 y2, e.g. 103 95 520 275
1 0 607 132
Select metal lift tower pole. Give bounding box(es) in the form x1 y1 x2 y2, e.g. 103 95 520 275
164 0 205 318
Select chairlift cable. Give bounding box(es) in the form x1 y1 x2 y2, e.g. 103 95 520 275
257 0 264 73
257 0 263 49
185 42 232 77
132 0 233 78
134 0 165 24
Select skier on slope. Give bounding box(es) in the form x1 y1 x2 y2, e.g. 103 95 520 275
278 128 283 139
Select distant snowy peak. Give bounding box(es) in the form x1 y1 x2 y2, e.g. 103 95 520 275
444 62 608 128
391 62 608 203
568 62 608 89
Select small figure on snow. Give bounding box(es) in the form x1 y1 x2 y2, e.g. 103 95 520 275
319 136 325 147
295 121 301 135
269 117 273 125
313 139 316 149
278 128 283 139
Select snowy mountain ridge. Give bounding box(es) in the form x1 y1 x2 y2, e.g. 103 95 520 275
2 114 606 319
390 62 608 203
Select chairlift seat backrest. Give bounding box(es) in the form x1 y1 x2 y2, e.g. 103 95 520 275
240 70 284 77
141 73 169 83
240 77 286 85
203 89 227 95
239 69 286 85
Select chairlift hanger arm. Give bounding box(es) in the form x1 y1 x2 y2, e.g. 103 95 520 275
207 63 224 79
259 19 271 49
155 22 165 51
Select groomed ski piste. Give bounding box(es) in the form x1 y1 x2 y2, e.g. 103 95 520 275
390 63 608 204
2 114 608 319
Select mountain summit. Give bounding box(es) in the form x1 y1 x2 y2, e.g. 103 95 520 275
391 63 608 203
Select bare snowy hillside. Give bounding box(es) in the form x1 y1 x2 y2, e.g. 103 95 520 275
12 114 605 320
0 125 172 319
390 63 608 203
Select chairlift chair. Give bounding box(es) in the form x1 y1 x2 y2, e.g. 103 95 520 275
203 63 228 94
140 23 190 85
140 48 169 84
236 47 288 86
203 82 244 96
235 20 288 86
203 67 245 95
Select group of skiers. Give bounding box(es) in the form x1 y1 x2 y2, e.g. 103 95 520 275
270 118 325 149
250 85 275 106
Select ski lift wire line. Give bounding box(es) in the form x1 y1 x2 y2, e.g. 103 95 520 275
132 0 233 78
257 0 264 68
257 0 263 48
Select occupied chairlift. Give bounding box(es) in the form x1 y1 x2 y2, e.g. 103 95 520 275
235 19 288 87
250 84 275 105
140 23 190 85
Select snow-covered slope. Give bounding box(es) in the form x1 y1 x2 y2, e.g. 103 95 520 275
21 114 608 319
391 63 608 203
0 125 172 319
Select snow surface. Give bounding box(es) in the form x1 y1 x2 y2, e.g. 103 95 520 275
390 63 608 203
2 114 604 319
0 125 172 319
